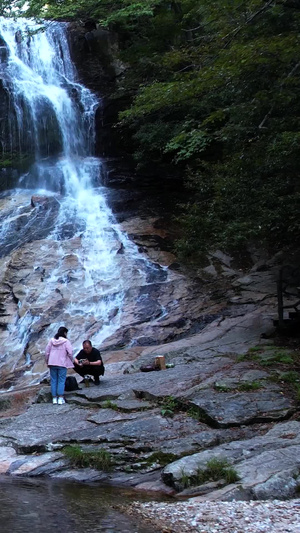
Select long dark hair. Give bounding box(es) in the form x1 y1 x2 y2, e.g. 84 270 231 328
54 326 68 340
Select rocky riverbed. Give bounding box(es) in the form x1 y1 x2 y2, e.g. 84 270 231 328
126 498 300 532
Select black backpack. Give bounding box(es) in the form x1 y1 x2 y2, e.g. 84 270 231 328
65 376 80 392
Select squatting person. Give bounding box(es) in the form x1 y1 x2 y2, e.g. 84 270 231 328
74 339 104 386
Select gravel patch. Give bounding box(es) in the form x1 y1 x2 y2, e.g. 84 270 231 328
128 499 300 532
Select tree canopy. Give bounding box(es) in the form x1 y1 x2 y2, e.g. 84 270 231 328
2 0 300 260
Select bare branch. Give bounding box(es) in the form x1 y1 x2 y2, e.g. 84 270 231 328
182 24 202 33
175 64 197 74
258 105 275 129
222 0 275 49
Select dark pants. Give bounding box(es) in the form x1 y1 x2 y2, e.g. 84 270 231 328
74 362 102 380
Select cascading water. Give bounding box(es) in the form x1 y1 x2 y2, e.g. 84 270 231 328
0 18 168 386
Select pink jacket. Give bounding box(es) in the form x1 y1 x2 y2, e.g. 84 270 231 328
45 337 74 368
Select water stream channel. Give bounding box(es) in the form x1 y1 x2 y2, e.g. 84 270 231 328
0 476 163 532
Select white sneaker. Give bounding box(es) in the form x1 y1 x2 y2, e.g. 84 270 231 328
57 397 65 405
52 397 58 404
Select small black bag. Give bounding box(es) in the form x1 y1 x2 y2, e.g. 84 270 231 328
100 364 105 376
65 376 80 391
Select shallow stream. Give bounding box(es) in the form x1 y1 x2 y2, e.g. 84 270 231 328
0 477 162 533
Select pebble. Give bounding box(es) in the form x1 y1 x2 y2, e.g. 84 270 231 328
127 499 300 532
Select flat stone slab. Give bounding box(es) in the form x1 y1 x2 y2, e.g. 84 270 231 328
0 446 19 473
0 337 297 498
58 412 206 446
8 452 63 476
74 359 234 402
71 359 294 427
0 399 216 455
162 420 300 500
0 404 93 449
184 385 294 427
49 467 108 483
0 447 64 477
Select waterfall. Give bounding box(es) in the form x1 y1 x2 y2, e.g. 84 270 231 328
0 18 168 385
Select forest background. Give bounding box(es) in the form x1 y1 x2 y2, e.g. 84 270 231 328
1 0 300 263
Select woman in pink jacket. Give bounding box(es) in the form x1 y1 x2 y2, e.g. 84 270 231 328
45 326 73 405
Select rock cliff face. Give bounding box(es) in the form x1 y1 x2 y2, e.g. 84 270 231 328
67 21 128 160
0 76 32 187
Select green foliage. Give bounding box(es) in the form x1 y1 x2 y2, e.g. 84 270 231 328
214 381 262 392
102 399 119 410
279 371 300 384
165 129 212 163
0 397 11 411
63 445 113 471
0 0 24 16
160 395 180 417
179 467 190 489
237 381 262 392
241 344 300 402
260 351 294 367
248 346 264 353
0 158 13 167
214 383 232 393
204 457 239 485
244 346 296 366
187 406 203 420
101 1 159 26
180 457 240 488
18 0 168 24
146 451 178 467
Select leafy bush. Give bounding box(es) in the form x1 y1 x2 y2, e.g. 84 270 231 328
63 445 113 471
160 396 180 417
180 457 239 488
